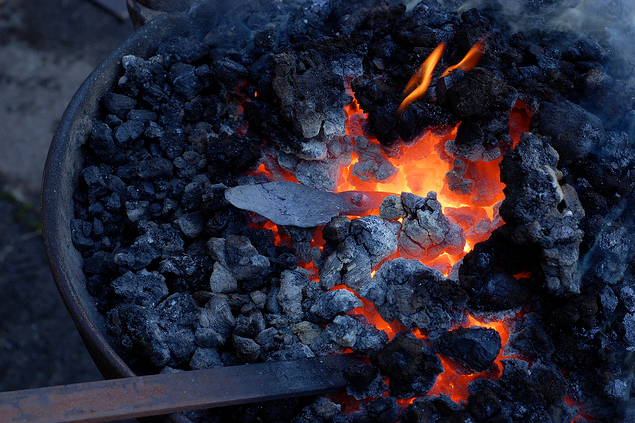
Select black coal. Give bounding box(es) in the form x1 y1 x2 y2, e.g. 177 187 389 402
70 0 635 422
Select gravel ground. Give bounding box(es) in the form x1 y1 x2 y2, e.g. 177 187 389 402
0 0 132 395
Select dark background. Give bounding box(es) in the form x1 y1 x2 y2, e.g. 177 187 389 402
0 0 132 393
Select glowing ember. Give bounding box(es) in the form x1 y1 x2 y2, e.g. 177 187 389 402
428 356 494 403
465 314 512 371
405 314 514 404
250 71 531 408
508 100 533 148
339 95 510 269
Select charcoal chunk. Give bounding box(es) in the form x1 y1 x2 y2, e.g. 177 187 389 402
272 50 348 138
371 332 443 398
223 235 271 281
210 59 249 89
379 195 406 220
232 334 261 362
83 250 112 275
277 268 310 322
114 120 144 145
402 395 468 423
317 215 398 292
311 315 388 356
506 313 555 360
352 136 398 183
431 326 502 373
70 218 95 252
111 270 169 307
499 133 584 294
292 321 323 346
360 258 467 332
190 347 223 369
531 100 605 165
350 215 400 267
194 328 226 348
155 293 198 364
344 364 388 400
118 54 164 96
308 289 363 323
88 122 123 162
352 397 398 423
169 62 203 100
199 295 236 339
293 397 343 423
209 262 238 294
106 304 171 367
467 268 530 312
79 165 111 201
175 211 206 238
106 293 197 368
323 215 351 244
117 157 174 181
446 67 518 118
397 192 466 260
101 92 137 120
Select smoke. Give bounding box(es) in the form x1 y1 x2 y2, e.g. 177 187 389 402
454 0 635 64
190 0 635 74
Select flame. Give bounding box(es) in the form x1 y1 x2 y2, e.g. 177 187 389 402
440 38 486 77
399 38 486 113
398 42 446 113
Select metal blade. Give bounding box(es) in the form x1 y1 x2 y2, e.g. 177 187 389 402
225 181 386 227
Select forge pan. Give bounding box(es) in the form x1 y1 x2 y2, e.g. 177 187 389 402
41 10 204 423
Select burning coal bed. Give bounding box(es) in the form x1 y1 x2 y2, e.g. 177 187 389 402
70 0 635 421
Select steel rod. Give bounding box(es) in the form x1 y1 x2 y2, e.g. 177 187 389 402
0 354 363 423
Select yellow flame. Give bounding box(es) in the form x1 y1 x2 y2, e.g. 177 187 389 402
399 38 486 113
441 38 486 77
398 42 446 113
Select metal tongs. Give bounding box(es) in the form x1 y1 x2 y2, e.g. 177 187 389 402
0 355 362 423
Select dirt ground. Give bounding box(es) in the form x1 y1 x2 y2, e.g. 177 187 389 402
0 0 132 395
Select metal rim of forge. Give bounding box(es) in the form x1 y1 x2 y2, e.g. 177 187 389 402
41 12 199 423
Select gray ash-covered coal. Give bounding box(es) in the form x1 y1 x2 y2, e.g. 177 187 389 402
356 258 467 332
68 0 635 421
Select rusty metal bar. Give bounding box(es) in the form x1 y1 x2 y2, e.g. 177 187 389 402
0 354 363 423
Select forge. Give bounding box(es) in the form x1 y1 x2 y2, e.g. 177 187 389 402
63 0 635 422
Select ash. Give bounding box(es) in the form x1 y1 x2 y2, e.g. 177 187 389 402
71 0 635 422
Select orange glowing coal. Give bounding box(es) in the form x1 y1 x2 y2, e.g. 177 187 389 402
249 68 531 407
339 98 514 271
407 314 515 404
399 38 486 113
